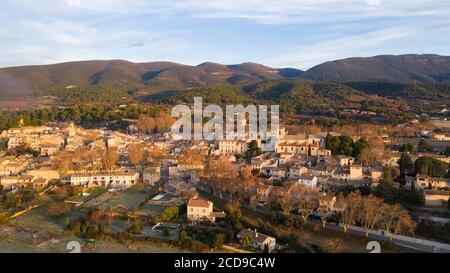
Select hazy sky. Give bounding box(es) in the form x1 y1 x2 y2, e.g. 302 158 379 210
1 0 450 69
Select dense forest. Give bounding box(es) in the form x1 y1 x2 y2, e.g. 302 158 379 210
0 104 163 131
141 80 428 124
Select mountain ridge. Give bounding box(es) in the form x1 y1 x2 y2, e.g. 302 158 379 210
1 54 450 98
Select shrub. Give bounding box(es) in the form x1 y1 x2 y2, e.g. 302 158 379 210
47 202 72 217
154 206 179 222
189 240 210 252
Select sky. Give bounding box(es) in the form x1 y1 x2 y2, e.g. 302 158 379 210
0 0 450 70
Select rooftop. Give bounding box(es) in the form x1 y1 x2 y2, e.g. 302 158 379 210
187 198 211 208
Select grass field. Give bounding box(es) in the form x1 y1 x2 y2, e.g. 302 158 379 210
83 185 156 210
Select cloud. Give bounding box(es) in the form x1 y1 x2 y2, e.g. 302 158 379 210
66 0 81 7
262 26 419 69
366 0 382 7
0 0 449 68
9 1 450 23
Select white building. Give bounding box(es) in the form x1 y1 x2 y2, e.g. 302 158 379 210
70 172 139 188
187 198 225 222
433 134 450 141
237 229 276 253
218 140 248 156
298 174 318 189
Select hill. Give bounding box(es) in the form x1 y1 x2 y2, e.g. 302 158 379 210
0 60 301 98
301 54 450 83
1 54 450 100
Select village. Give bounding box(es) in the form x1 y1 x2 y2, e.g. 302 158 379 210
0 114 450 253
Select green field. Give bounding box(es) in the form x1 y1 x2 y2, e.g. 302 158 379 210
83 185 156 210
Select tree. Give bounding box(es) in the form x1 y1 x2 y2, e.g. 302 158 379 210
358 147 378 165
103 147 118 171
154 112 175 133
239 166 260 199
279 194 294 216
146 144 166 164
296 195 319 226
325 134 341 155
359 195 385 236
246 140 261 161
239 234 254 249
381 204 416 238
203 157 239 200
155 206 180 222
226 205 242 230
55 186 68 200
47 202 72 217
339 136 354 155
353 137 370 159
341 191 362 233
324 239 343 253
127 143 146 167
417 139 434 152
400 143 415 154
127 219 143 234
53 150 72 175
179 148 205 166
398 153 413 177
382 169 394 186
325 135 356 156
414 156 447 177
319 206 329 228
213 233 226 249
136 114 155 133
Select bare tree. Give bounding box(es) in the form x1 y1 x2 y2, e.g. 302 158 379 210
103 147 118 171
53 150 71 175
154 112 175 133
319 206 330 228
146 144 165 164
341 191 362 233
296 198 318 225
179 148 205 166
280 194 294 215
136 114 156 133
291 187 319 225
128 143 146 167
239 166 259 199
381 204 416 238
324 239 343 253
359 194 385 236
203 157 238 200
